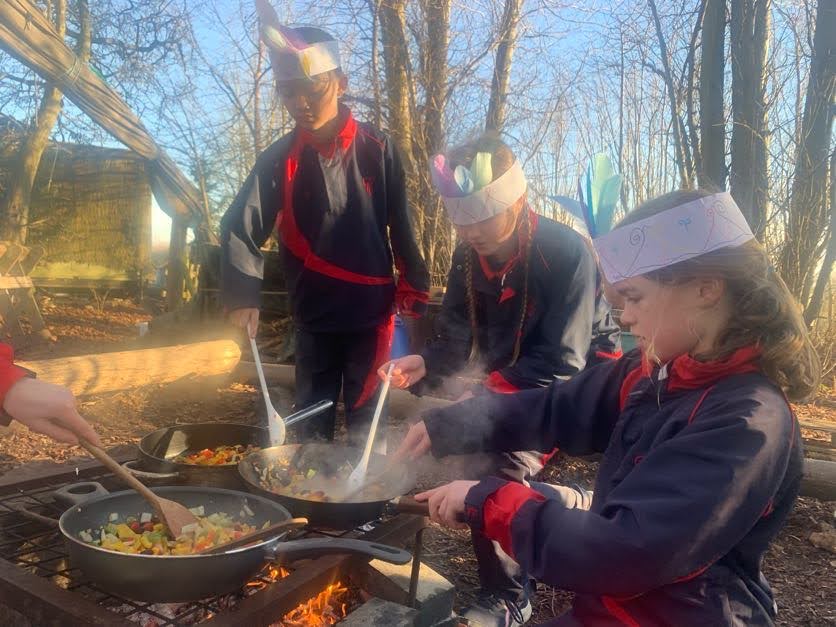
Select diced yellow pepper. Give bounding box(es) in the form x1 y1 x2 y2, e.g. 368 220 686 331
140 535 153 549
116 524 137 540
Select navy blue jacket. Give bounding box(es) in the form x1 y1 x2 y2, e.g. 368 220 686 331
416 213 620 394
424 348 801 626
220 107 430 332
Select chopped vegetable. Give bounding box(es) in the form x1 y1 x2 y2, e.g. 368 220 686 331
173 445 260 466
140 512 152 523
188 506 205 516
79 511 263 556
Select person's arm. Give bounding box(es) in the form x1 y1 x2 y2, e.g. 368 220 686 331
0 344 100 444
484 239 597 393
220 153 283 313
586 290 623 367
385 137 430 318
464 381 797 597
0 343 30 427
423 354 637 458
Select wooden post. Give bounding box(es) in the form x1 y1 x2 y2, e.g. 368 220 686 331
166 218 188 311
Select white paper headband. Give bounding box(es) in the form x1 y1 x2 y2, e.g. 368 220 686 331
592 191 755 283
438 160 528 226
262 25 341 81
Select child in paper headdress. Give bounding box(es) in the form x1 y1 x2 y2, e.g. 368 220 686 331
379 135 620 623
220 1 429 451
394 189 819 626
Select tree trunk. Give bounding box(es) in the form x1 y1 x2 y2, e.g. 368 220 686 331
648 0 693 188
253 37 264 156
379 0 422 244
420 0 451 278
729 0 771 235
485 0 522 132
778 0 835 302
699 0 727 189
369 0 383 128
0 0 73 243
379 0 414 166
803 147 835 326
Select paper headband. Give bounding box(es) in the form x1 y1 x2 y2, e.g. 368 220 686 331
260 24 341 81
431 153 528 226
592 191 755 284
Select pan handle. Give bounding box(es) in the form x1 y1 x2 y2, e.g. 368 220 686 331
284 400 334 428
122 460 180 481
264 538 412 565
389 496 466 522
390 496 430 516
53 482 110 508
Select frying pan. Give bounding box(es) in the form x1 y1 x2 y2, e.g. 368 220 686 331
53 481 412 602
238 443 421 529
125 401 333 490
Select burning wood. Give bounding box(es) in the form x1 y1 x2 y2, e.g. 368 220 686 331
118 562 351 626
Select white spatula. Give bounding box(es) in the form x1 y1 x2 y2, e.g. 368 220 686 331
347 362 394 491
249 336 285 446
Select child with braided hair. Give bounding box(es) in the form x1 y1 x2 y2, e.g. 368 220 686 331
380 135 619 623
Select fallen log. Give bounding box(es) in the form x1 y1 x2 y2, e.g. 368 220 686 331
800 458 836 501
234 361 836 500
18 339 242 397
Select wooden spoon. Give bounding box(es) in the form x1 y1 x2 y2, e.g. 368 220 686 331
77 438 199 538
199 517 308 555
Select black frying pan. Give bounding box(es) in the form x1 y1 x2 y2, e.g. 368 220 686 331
125 401 333 490
238 443 420 529
53 481 411 602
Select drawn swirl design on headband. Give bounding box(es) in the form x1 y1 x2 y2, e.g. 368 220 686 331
593 192 754 283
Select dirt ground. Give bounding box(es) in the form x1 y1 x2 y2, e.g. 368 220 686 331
1 294 834 626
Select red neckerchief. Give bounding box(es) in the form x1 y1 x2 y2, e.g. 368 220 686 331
276 105 392 287
620 345 762 410
478 209 539 281
296 105 357 158
667 345 762 391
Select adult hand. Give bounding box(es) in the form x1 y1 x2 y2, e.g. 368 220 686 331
415 480 478 530
391 420 432 462
378 354 426 389
3 378 101 446
228 307 260 338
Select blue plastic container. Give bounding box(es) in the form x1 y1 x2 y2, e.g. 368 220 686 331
391 315 410 358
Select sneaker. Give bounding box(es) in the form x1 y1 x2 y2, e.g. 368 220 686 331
460 591 533 627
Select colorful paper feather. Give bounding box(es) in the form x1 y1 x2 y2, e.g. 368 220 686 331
470 152 494 191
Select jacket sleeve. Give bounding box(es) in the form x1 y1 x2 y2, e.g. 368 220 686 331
586 291 623 367
219 156 282 312
487 238 597 391
385 138 430 318
423 354 637 457
0 343 32 426
463 381 797 598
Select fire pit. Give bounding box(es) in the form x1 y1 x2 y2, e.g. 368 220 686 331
0 448 425 626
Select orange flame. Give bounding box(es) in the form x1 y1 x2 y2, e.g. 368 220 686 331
260 566 350 626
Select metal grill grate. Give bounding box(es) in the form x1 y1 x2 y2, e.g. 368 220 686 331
0 464 418 627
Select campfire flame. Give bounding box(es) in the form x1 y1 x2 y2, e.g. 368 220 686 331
120 563 351 626
266 566 350 626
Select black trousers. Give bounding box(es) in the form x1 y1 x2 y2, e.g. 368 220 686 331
293 320 393 453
